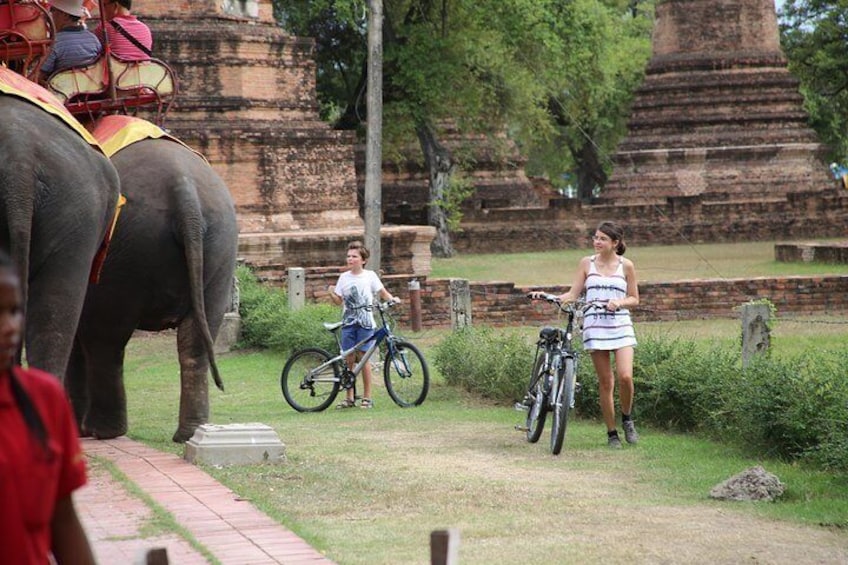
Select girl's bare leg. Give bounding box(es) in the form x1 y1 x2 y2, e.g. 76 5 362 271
591 351 616 431
614 347 635 414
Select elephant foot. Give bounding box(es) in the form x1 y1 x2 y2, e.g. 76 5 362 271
84 421 128 440
172 426 198 444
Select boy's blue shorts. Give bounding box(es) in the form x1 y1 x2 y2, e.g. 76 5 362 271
341 324 375 353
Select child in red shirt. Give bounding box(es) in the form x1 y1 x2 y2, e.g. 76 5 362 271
0 250 95 564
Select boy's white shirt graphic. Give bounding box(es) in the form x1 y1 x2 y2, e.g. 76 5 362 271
334 270 384 329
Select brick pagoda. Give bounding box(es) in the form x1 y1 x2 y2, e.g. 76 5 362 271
603 0 833 203
135 0 433 276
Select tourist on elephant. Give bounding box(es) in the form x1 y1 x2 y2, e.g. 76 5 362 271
328 241 399 409
529 221 640 449
0 250 96 565
97 0 153 61
39 0 102 82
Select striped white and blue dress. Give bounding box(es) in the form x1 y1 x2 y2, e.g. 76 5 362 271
582 256 637 351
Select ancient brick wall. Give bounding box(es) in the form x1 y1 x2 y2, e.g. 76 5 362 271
449 186 848 253
274 272 848 329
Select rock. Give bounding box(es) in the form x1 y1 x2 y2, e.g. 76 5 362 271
709 466 785 502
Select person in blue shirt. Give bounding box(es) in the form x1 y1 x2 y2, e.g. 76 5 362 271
39 0 102 83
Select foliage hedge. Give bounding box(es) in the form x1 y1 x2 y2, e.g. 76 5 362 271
433 327 848 471
236 265 337 354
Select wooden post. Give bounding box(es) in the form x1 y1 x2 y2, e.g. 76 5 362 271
134 547 169 565
430 528 460 565
449 279 471 330
409 278 422 332
288 267 305 311
741 303 771 367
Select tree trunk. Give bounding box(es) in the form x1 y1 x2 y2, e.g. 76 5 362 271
416 123 455 258
573 140 608 202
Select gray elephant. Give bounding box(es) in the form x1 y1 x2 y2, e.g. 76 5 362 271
68 124 239 443
0 88 120 378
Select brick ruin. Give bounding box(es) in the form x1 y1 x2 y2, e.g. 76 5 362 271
136 0 433 276
377 0 847 254
361 123 542 225
132 0 844 272
602 0 833 203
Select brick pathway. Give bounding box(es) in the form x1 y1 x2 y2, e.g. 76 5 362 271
78 437 335 564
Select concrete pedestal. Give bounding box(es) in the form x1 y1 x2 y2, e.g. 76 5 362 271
184 423 285 466
213 312 241 354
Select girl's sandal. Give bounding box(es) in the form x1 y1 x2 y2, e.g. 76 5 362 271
360 398 373 409
336 398 356 409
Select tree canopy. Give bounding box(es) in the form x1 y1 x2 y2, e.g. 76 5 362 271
779 0 848 163
273 0 653 195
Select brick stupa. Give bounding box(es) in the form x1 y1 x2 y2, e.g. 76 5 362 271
134 0 433 276
603 0 832 203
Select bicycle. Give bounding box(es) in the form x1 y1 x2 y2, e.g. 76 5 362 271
280 299 430 412
516 293 601 455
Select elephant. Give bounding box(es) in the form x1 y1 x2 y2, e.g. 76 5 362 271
0 88 120 378
67 124 239 443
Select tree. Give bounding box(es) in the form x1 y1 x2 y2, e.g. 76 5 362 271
273 0 653 253
779 0 848 162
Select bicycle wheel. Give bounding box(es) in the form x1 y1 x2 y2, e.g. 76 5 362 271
281 348 340 412
551 356 575 455
526 355 548 443
384 340 429 407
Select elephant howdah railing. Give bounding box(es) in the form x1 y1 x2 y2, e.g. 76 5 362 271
0 0 178 125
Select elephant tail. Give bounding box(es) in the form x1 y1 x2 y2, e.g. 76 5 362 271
180 188 225 393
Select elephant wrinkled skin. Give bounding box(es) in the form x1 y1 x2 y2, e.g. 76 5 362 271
0 96 120 377
68 137 238 443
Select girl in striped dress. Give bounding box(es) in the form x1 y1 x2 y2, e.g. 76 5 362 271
531 221 640 448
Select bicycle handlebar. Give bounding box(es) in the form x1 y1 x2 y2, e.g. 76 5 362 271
526 292 610 314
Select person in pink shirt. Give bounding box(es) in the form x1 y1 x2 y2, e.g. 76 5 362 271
97 0 152 61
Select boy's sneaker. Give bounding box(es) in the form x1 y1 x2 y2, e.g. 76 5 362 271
607 433 623 449
623 420 639 444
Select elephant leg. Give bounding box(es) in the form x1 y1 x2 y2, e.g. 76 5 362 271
66 338 90 435
173 315 211 443
75 323 133 440
25 258 92 379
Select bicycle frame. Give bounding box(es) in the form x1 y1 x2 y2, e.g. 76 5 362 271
307 302 402 385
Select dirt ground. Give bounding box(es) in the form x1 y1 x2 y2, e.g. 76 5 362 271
389 423 848 564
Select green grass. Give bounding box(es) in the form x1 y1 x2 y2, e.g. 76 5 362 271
123 330 848 564
431 240 848 285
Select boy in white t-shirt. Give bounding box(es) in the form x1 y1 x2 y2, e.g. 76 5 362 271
329 241 399 409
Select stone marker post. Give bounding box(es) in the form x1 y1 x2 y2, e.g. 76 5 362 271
741 302 771 368
449 279 471 330
288 267 305 311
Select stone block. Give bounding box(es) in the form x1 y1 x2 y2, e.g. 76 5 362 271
213 312 241 354
184 423 285 466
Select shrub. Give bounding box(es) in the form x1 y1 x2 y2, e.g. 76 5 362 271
433 326 533 401
236 266 337 354
633 337 738 434
433 323 848 471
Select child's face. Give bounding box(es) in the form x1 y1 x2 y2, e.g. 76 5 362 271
0 269 22 369
346 249 365 271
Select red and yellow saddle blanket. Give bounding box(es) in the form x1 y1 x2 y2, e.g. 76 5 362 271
0 65 102 151
0 67 125 283
89 114 206 161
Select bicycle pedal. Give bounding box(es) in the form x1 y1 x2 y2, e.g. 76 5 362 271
514 425 530 432
514 402 529 412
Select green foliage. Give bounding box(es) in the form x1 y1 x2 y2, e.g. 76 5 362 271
433 325 848 471
780 0 848 162
236 266 337 354
272 0 654 200
432 326 534 400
